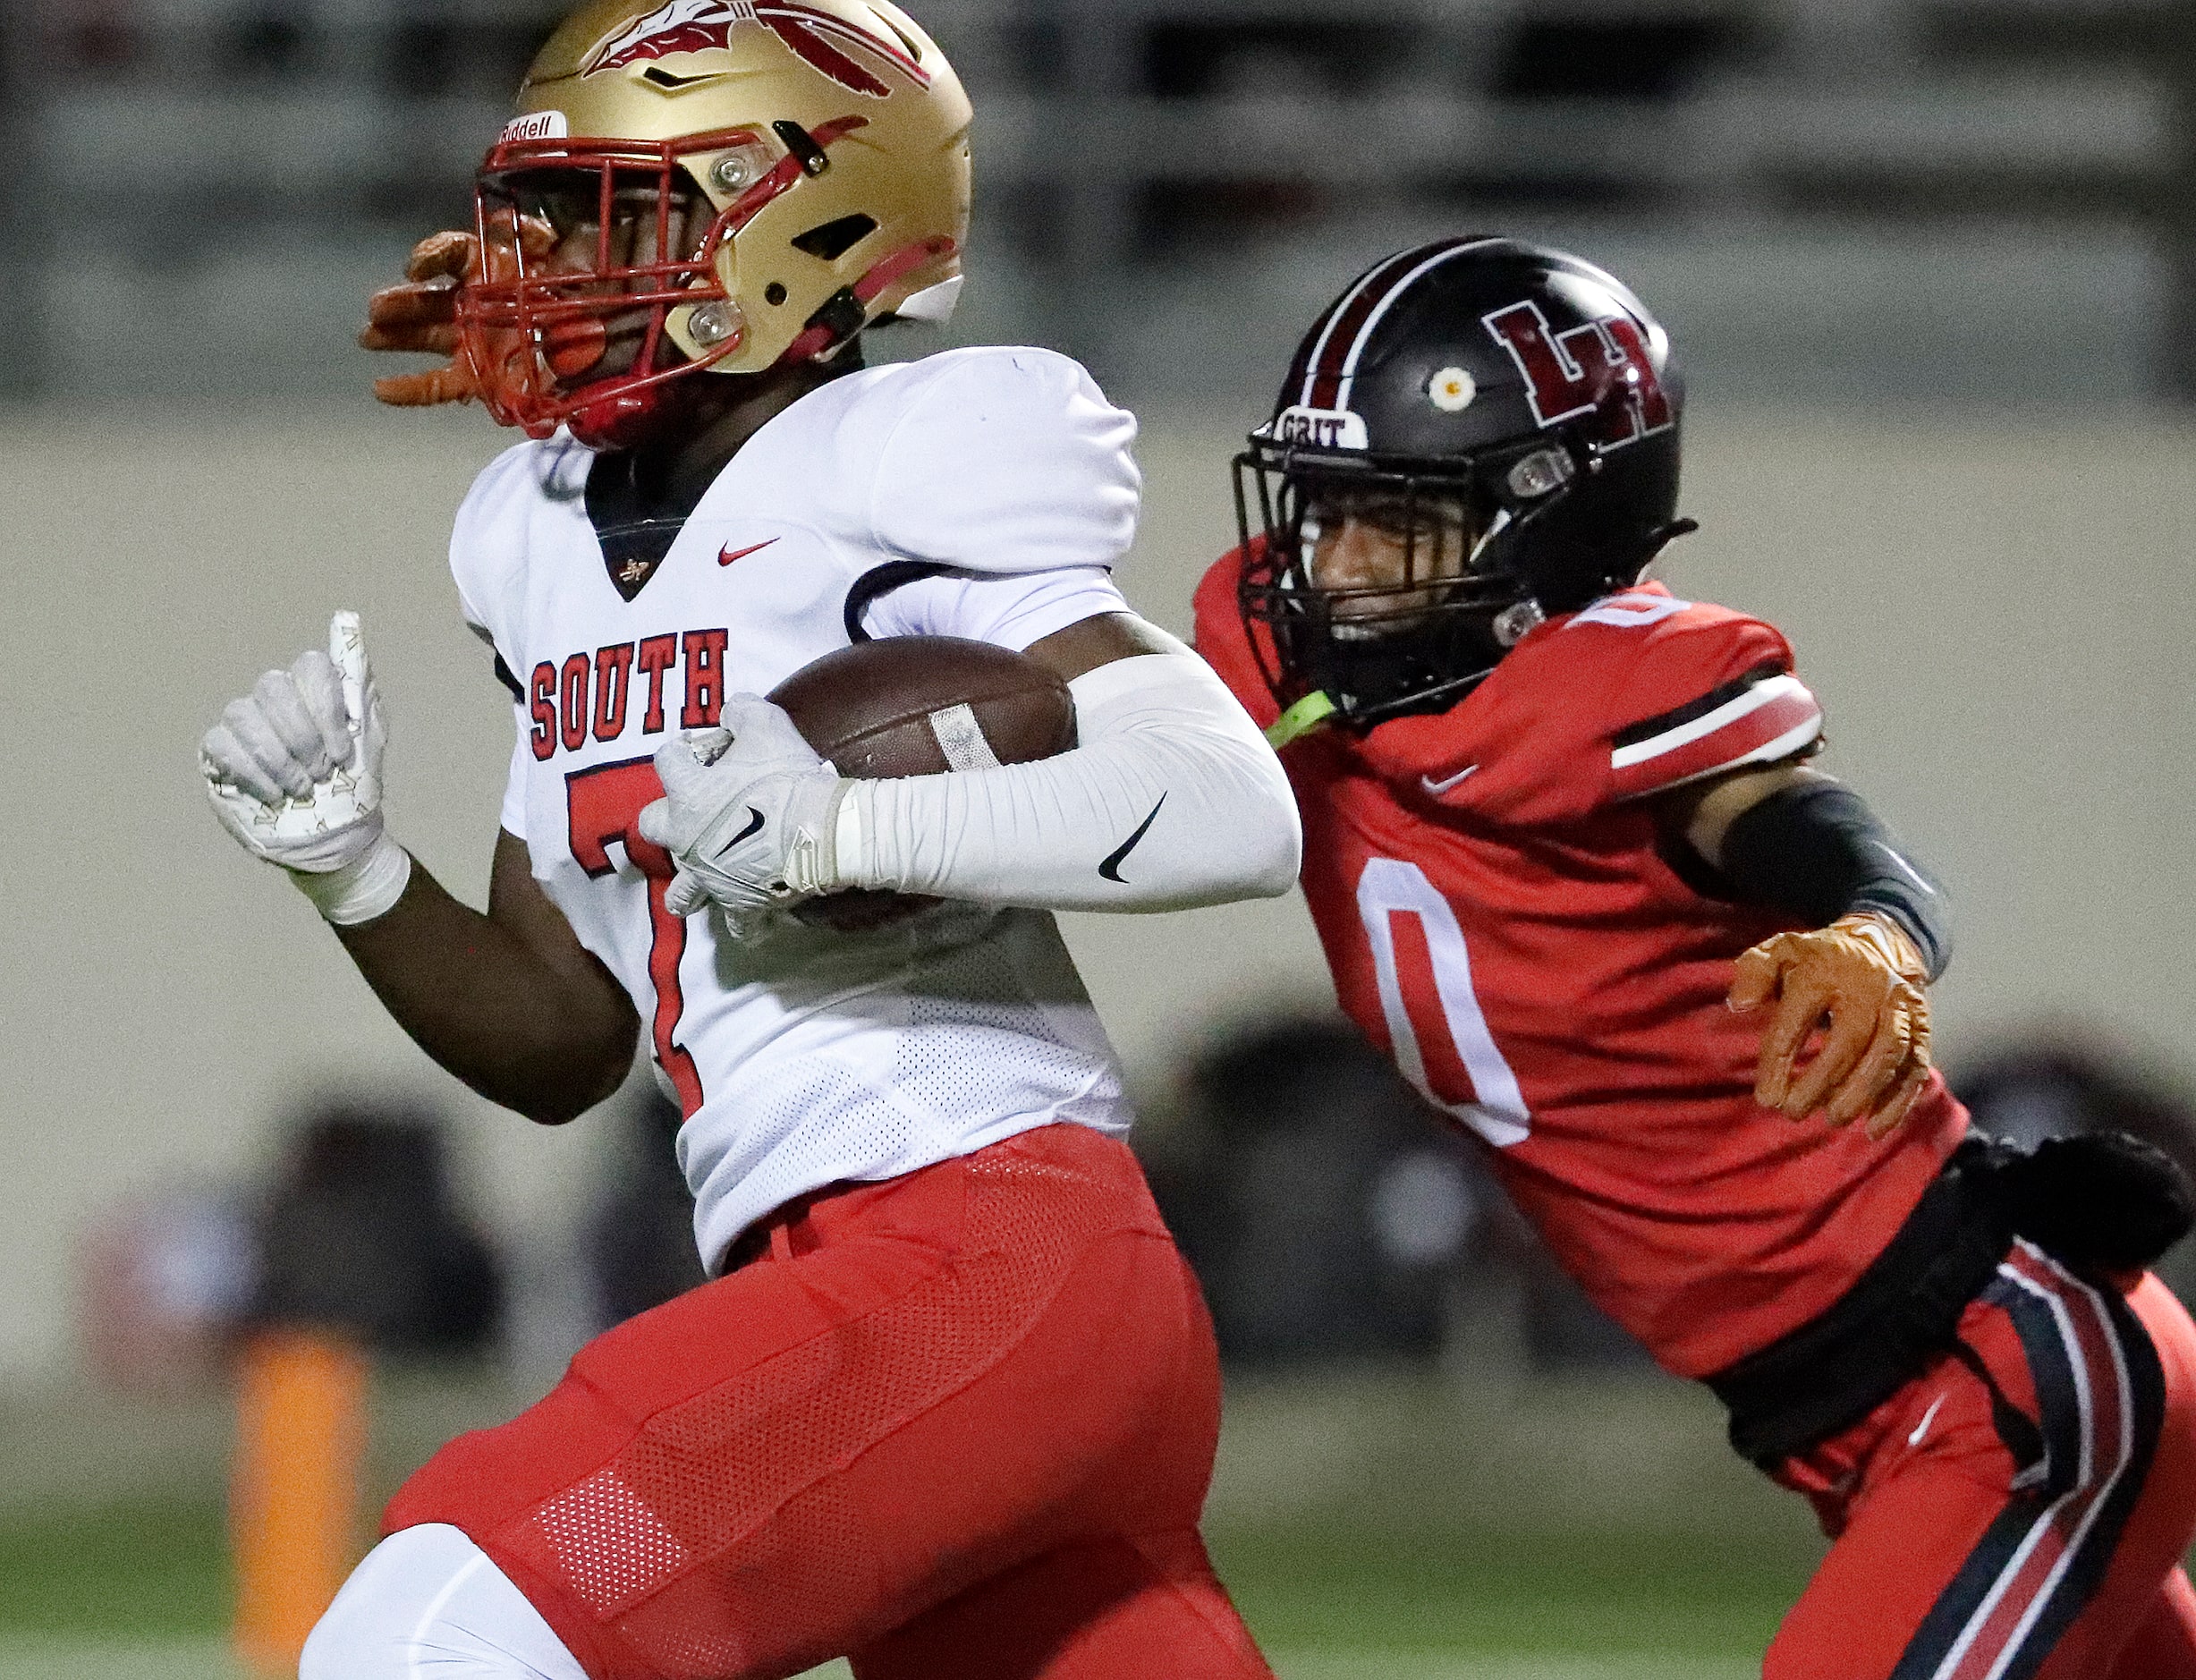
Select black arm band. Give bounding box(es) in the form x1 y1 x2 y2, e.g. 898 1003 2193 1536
1717 782 1952 981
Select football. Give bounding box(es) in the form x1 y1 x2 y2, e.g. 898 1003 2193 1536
769 636 1077 929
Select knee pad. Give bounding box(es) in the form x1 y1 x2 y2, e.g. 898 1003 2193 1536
301 1523 587 1680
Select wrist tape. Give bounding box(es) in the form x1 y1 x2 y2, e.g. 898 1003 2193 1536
291 830 413 927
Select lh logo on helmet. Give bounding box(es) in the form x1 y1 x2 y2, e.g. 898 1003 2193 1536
583 0 931 97
1481 300 1672 448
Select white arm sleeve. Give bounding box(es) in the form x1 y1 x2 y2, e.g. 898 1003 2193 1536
841 648 1301 912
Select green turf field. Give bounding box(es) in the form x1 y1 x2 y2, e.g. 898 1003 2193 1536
1210 1527 1805 1659
0 1499 1801 1676
0 1370 1815 1677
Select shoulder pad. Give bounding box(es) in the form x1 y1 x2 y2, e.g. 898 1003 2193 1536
864 347 1141 576
1351 589 1819 824
1598 597 1820 801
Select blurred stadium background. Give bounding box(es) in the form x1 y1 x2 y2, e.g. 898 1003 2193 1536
4 0 2196 1674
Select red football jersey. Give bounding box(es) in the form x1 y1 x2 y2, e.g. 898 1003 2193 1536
1194 550 1967 1378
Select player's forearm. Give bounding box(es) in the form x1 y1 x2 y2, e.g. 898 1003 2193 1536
1712 777 1952 980
844 652 1302 912
333 861 639 1124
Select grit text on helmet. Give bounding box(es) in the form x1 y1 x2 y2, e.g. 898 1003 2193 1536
1275 407 1371 451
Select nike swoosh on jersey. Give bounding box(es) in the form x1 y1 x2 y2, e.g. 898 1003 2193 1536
1420 765 1479 797
1098 793 1167 883
727 807 766 847
719 539 781 566
1908 1393 1947 1448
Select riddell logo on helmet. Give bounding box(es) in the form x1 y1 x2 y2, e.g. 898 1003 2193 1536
582 0 931 97
498 111 568 143
1481 300 1673 450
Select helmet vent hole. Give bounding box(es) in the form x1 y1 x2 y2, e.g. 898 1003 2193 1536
640 65 722 89
792 215 879 261
765 283 788 306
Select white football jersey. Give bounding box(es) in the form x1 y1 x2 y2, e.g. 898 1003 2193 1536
451 346 1142 1269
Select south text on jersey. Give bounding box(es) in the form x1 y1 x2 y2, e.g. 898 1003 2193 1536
530 629 732 760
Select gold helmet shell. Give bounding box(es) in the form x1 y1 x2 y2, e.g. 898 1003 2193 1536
460 0 971 442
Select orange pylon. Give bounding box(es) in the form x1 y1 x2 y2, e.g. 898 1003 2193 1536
230 1328 369 1676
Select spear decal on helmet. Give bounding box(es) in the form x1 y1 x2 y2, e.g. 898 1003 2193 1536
758 2 928 95
583 0 930 96
584 0 753 73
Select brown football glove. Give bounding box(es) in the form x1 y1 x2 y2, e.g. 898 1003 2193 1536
1728 912 1933 1141
360 216 555 408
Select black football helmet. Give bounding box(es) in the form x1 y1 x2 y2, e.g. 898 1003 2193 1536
1235 236 1692 727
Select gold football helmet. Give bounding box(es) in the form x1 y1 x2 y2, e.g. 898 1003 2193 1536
458 0 971 446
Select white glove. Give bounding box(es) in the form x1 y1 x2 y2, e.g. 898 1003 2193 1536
200 612 411 925
637 695 848 924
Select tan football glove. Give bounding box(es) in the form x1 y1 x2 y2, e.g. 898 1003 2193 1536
360 215 555 408
1728 912 1933 1141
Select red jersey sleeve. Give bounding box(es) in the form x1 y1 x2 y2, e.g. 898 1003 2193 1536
1348 587 1823 827
1598 601 1823 802
1191 547 1283 732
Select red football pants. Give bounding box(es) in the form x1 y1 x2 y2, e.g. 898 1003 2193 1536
1768 1243 2196 1679
384 1124 1273 1680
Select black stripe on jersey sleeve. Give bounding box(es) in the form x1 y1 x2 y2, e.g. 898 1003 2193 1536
1610 659 1788 749
843 560 961 644
493 652 526 705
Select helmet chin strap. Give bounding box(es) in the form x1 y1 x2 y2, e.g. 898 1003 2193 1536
1467 511 1548 648
1468 506 1513 568
569 388 668 452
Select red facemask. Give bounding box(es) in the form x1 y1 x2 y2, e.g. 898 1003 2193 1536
456 124 829 448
